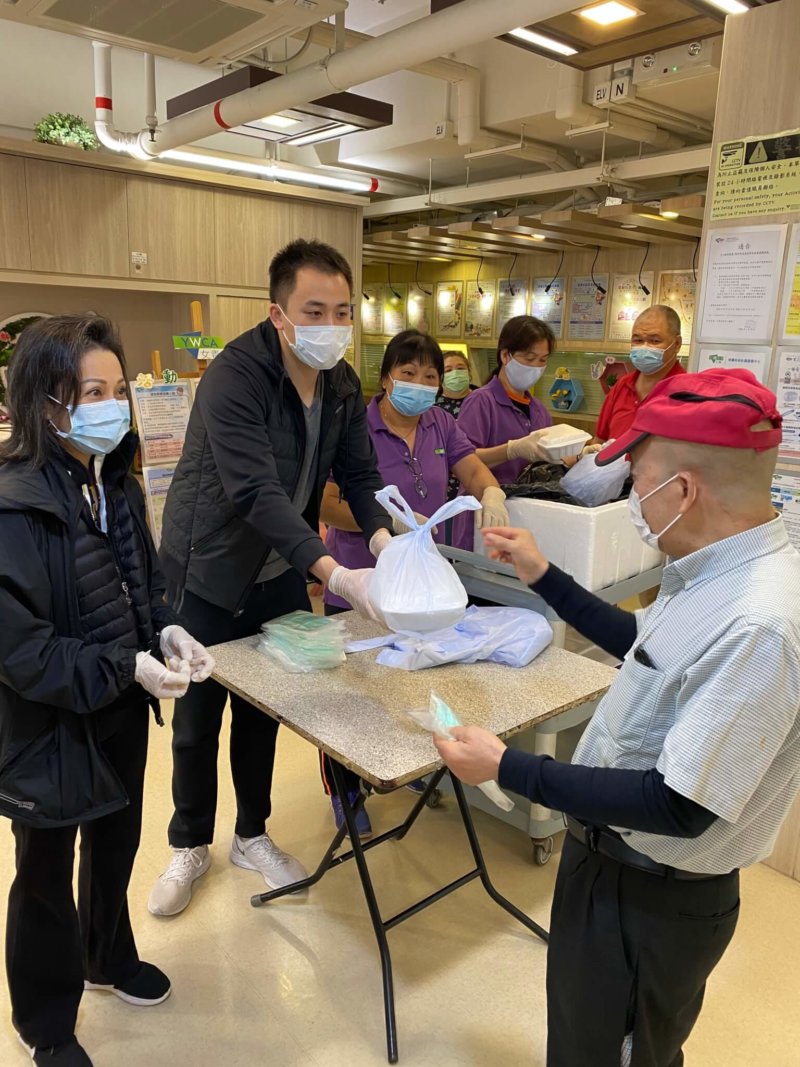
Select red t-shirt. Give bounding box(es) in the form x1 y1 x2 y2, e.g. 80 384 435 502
596 362 685 442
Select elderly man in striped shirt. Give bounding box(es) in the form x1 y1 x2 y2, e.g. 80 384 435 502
436 368 800 1067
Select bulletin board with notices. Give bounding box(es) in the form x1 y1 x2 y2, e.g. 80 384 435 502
711 129 800 221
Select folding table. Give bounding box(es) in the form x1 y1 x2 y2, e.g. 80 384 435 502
210 614 617 1063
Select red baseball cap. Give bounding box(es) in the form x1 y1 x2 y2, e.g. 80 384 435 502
596 368 782 466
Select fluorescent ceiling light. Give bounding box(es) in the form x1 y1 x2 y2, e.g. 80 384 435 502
284 123 360 147
508 27 578 56
660 210 680 219
579 2 640 26
160 149 373 193
703 0 748 12
532 234 546 241
260 113 299 128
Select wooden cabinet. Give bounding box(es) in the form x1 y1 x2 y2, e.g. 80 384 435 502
25 158 130 277
127 177 216 284
212 295 268 343
0 155 31 270
214 190 359 290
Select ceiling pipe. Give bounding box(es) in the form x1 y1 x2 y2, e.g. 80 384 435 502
555 66 685 149
92 41 149 158
101 0 582 159
144 52 157 135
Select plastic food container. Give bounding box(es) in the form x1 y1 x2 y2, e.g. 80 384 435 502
536 425 591 462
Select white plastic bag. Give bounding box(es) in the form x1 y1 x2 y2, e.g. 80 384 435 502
560 449 630 507
369 486 481 634
407 692 515 812
345 606 552 671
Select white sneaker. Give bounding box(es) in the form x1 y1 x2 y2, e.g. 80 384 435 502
147 846 210 916
229 832 307 890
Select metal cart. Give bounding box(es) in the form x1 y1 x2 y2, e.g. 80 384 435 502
436 546 664 864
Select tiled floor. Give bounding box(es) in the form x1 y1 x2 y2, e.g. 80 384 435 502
2 702 800 1066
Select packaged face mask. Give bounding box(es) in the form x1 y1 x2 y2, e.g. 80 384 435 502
407 692 515 812
258 610 346 673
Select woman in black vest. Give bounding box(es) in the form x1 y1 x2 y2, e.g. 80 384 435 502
0 316 215 1067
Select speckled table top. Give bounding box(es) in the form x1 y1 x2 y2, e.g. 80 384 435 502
209 613 617 789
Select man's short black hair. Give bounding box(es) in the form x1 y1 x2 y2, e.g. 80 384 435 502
269 239 353 307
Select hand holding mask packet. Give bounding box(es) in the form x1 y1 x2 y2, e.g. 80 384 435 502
368 486 480 633
407 692 515 812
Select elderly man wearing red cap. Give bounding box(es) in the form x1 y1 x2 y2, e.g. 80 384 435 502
435 368 800 1067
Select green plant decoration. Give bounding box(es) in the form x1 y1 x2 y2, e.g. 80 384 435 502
34 113 98 151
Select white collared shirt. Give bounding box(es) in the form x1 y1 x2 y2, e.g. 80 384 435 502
574 516 800 874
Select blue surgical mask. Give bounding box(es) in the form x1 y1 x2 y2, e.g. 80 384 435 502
505 358 544 394
49 395 131 456
387 378 439 417
278 306 352 370
629 342 674 375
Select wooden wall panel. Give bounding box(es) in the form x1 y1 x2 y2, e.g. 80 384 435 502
214 190 359 290
212 295 268 344
25 159 129 278
0 155 31 270
126 178 216 284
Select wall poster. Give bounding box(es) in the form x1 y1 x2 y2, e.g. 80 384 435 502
711 128 800 221
361 285 385 335
779 223 800 344
435 281 464 338
697 345 771 383
131 380 193 466
657 270 697 343
142 465 176 548
775 348 800 461
607 272 654 342
496 279 529 334
464 279 496 339
532 277 566 339
383 283 408 337
407 287 433 333
697 225 786 344
567 275 609 342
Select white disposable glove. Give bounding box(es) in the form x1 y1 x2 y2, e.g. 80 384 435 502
160 624 216 683
579 441 604 458
391 511 437 536
476 486 509 530
368 528 392 559
328 566 383 622
135 651 191 699
506 428 552 463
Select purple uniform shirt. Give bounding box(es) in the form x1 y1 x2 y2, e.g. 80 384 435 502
452 375 552 550
325 396 475 609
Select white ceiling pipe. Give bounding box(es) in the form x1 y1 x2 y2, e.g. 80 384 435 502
555 64 684 149
144 53 157 134
455 69 480 147
133 0 582 158
92 41 149 158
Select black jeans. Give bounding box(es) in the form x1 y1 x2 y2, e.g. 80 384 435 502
168 569 310 847
6 699 149 1049
318 602 361 798
546 834 740 1067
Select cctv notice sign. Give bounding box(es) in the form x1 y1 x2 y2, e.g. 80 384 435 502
711 128 800 220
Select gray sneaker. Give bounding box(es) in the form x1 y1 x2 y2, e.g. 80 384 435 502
147 846 210 916
229 832 307 890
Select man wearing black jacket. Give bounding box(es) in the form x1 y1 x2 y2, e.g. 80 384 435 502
151 240 391 917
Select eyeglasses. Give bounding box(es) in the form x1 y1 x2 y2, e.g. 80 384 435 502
405 455 428 500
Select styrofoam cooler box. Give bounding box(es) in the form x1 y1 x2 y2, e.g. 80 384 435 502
479 497 663 592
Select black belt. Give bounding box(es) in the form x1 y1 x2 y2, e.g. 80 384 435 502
565 817 725 881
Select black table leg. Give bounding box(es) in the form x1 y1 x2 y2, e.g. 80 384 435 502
330 760 399 1064
449 772 549 944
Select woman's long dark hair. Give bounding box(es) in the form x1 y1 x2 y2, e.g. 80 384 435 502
0 314 128 468
379 329 444 392
491 315 556 377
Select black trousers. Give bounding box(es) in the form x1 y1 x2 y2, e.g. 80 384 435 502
319 602 360 798
546 834 740 1067
5 700 149 1049
168 570 310 847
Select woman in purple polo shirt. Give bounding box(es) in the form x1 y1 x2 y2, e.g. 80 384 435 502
319 329 507 836
452 316 555 550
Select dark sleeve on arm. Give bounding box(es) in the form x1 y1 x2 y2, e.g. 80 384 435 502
197 358 327 576
498 749 717 838
126 476 182 634
531 564 637 660
334 379 392 546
